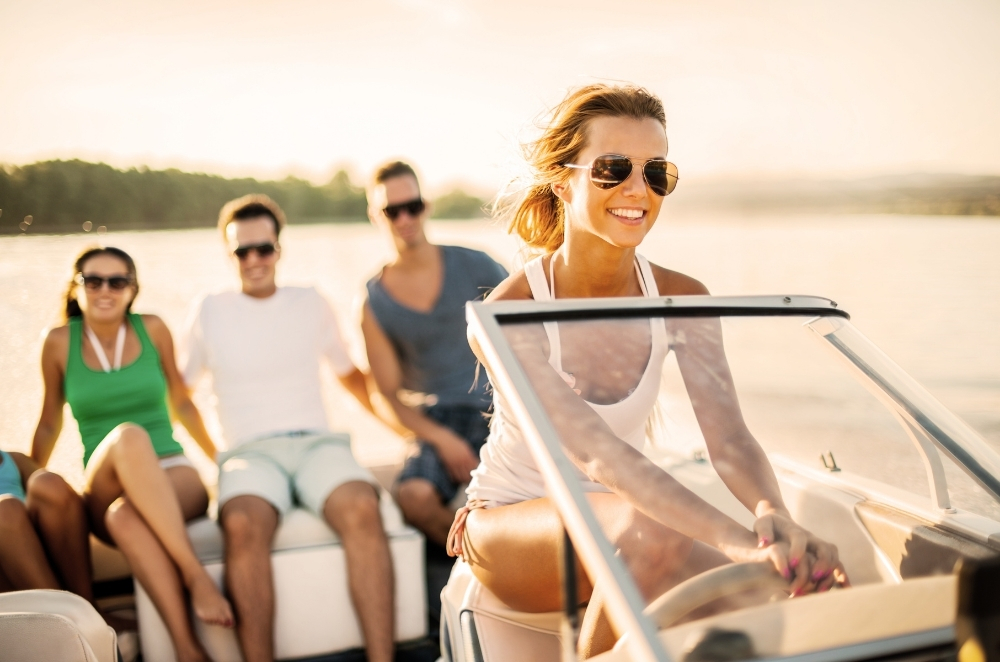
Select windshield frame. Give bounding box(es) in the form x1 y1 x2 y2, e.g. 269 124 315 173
466 294 999 662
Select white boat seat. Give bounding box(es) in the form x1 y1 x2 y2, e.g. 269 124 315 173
441 560 565 662
0 589 118 662
136 492 426 662
460 571 565 634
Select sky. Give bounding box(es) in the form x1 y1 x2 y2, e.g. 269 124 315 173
2 0 999 192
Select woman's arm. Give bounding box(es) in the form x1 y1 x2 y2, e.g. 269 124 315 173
31 328 68 467
145 315 218 461
671 316 789 518
669 314 845 589
501 323 766 563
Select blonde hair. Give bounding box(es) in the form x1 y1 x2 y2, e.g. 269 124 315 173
496 84 666 253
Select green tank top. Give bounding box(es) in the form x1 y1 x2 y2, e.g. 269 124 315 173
65 314 183 467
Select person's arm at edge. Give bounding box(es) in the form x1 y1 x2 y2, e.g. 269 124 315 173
30 327 68 467
337 366 378 417
361 298 479 481
145 314 218 461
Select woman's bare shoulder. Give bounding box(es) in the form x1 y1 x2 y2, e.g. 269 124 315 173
648 264 710 296
42 324 70 346
486 268 535 302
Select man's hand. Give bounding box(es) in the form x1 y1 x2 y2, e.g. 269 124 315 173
433 433 481 483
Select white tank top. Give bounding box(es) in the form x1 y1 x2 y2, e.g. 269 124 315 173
466 253 670 506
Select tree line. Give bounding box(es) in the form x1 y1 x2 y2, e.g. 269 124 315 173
0 160 488 235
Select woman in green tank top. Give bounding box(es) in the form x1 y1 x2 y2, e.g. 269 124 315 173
31 246 234 662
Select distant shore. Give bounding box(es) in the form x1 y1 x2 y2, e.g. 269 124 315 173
0 159 488 236
2 160 998 235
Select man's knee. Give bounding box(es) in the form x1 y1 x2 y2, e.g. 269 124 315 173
221 496 278 551
396 479 442 519
325 482 382 534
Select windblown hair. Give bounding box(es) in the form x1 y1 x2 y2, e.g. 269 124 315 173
217 194 287 240
64 246 138 322
497 84 666 253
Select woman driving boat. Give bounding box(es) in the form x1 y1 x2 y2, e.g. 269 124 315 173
447 84 850 658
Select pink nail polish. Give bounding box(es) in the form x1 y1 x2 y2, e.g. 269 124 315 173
812 570 825 581
789 557 799 569
782 568 791 580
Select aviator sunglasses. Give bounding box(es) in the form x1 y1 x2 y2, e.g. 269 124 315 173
564 155 679 196
76 273 134 290
232 242 277 260
382 198 426 221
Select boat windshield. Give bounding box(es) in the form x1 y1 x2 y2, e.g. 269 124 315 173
468 295 1000 662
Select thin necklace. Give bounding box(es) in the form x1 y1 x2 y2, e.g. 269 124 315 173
85 322 126 372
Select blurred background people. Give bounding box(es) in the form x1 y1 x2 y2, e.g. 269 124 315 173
0 449 91 600
181 195 395 662
30 246 231 662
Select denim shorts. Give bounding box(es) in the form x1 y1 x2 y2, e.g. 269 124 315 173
397 405 490 504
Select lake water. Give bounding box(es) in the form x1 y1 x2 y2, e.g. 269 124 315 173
1 213 998 493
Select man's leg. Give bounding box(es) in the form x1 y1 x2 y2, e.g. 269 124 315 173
396 477 454 547
323 481 394 662
220 495 279 662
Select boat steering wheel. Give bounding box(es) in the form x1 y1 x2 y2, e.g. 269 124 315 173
644 562 789 630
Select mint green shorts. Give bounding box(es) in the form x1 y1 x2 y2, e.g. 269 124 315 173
217 433 379 517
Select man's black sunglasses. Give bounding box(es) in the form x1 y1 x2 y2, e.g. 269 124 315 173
232 242 277 260
382 198 426 221
76 273 134 290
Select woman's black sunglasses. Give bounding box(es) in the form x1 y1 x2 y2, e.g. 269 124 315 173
564 155 679 196
76 273 134 290
232 242 277 260
382 198 426 221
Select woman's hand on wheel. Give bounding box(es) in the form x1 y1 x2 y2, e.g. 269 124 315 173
753 512 850 595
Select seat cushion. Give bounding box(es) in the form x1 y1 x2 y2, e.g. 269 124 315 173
0 590 118 662
189 490 406 563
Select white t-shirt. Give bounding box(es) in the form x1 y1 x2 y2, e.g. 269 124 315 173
182 286 356 450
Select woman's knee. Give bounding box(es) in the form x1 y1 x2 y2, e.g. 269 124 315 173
26 471 78 510
104 498 141 542
616 515 692 595
0 496 34 535
107 423 153 459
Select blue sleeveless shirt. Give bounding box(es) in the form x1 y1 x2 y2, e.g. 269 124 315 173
366 245 507 410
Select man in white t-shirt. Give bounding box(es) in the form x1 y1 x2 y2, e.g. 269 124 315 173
182 194 394 662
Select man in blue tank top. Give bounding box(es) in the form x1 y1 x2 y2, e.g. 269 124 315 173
361 161 507 551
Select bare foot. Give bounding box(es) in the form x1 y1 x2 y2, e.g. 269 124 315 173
187 571 234 628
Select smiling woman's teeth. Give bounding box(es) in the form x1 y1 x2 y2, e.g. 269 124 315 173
609 208 644 219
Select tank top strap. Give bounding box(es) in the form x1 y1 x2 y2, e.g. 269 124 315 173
523 256 552 301
67 317 84 369
129 313 150 347
634 254 670 348
523 255 563 372
635 253 660 297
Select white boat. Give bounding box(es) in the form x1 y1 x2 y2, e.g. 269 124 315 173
440 295 1000 662
3 293 998 661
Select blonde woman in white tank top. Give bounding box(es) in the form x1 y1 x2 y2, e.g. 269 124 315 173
449 84 848 658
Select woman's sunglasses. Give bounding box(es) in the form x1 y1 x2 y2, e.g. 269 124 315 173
564 155 679 196
76 273 134 290
232 242 277 260
382 198 426 221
